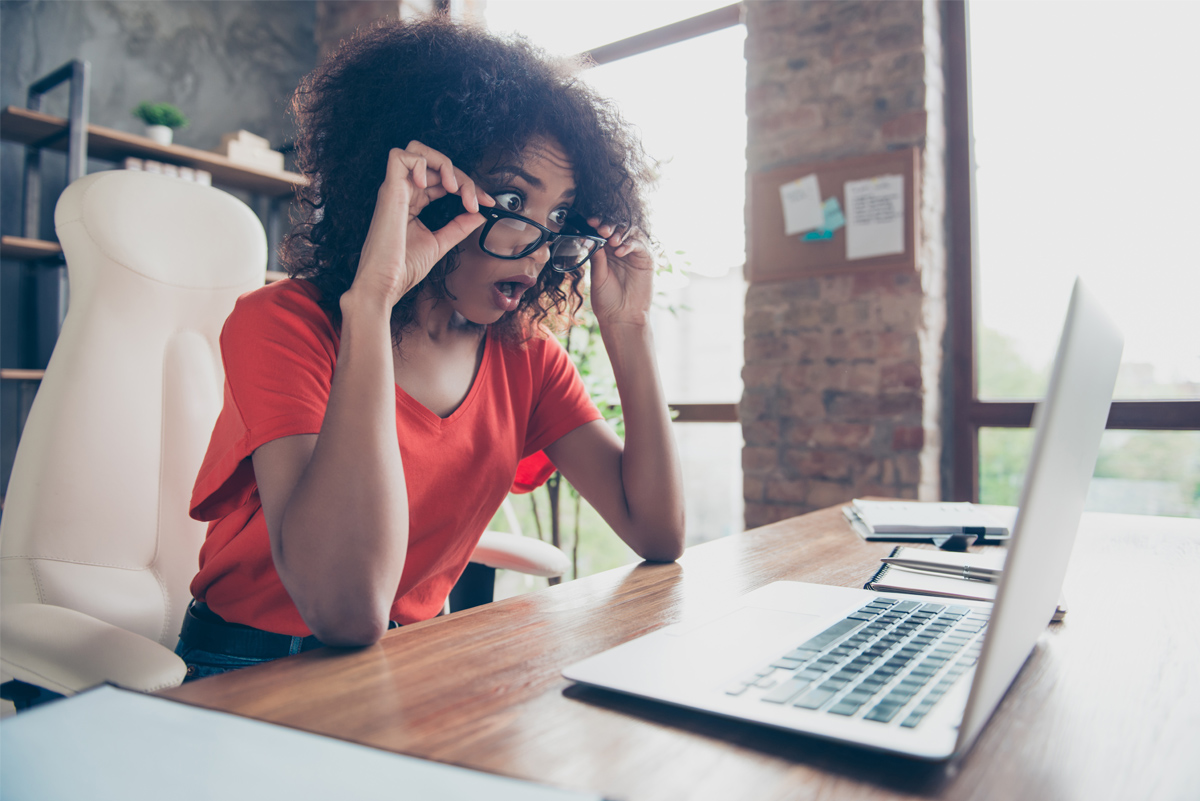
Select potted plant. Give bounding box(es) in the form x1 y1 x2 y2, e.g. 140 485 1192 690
132 102 189 146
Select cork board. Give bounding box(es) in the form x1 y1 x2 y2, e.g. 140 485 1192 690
746 148 920 283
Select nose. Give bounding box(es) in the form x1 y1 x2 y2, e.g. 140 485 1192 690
528 238 553 270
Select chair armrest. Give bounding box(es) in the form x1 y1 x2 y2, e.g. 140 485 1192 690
470 531 570 578
0 603 186 696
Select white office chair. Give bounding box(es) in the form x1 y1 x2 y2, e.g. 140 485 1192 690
450 496 569 611
0 169 566 707
0 170 267 704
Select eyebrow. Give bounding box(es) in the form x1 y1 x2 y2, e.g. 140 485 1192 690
486 165 576 201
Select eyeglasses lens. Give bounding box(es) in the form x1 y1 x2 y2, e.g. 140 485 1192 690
482 217 541 258
480 216 598 272
549 237 598 273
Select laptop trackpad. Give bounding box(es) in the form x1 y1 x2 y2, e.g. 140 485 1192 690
666 605 823 647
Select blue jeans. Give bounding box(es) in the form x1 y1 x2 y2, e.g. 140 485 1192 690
175 601 402 681
175 601 329 681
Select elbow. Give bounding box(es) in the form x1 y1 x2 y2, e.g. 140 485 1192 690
633 517 686 563
307 608 391 648
639 545 684 564
293 593 393 648
318 615 390 648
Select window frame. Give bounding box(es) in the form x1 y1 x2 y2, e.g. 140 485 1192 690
576 3 743 425
944 1 1200 502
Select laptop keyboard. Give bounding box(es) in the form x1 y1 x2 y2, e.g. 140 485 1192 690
724 598 989 728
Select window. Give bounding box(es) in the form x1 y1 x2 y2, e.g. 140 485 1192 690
483 3 746 588
948 2 1200 513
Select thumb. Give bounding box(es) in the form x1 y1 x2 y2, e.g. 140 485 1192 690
430 211 486 259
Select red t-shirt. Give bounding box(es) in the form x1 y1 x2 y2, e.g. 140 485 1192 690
189 279 600 635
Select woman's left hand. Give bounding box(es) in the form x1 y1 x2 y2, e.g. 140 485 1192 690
587 219 655 329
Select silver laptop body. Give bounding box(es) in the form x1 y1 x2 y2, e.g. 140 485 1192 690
563 278 1123 760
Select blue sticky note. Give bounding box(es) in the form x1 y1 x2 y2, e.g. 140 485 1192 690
801 229 835 240
822 196 846 231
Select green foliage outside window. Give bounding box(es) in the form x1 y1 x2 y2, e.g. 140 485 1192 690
494 253 690 585
978 328 1199 517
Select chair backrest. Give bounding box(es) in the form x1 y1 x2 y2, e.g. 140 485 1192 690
0 169 266 648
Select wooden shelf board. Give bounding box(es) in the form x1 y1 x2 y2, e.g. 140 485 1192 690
1 106 306 197
1 235 62 261
1 368 44 381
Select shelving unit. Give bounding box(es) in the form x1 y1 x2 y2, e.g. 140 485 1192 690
2 107 306 196
0 236 62 261
1 62 304 480
0 105 306 269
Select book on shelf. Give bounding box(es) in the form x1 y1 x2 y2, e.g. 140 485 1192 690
865 545 1066 622
842 499 1013 543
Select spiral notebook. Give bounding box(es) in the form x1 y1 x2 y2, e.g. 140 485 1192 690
866 546 1066 621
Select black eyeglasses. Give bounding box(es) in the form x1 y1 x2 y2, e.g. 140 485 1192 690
477 207 607 273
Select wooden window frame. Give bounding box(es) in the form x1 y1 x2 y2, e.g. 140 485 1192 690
578 3 743 425
944 1 1200 502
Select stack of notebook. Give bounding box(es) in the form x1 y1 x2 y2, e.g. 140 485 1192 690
843 500 1012 543
865 546 1065 622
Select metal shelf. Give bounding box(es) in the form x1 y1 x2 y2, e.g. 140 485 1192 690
0 235 62 261
1 106 306 198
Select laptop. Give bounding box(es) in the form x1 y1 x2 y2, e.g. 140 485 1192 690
563 278 1123 760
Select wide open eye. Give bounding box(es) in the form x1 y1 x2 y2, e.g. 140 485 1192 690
493 192 524 213
549 208 569 229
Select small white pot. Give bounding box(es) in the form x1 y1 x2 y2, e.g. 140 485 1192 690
145 124 173 146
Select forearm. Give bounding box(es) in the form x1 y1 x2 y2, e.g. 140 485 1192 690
600 320 686 561
271 292 408 645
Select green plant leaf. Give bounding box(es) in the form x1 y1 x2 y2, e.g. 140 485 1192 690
132 101 189 129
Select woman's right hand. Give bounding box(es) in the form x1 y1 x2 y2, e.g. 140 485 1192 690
349 141 493 311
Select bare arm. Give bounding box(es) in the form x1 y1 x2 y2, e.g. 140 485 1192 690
251 143 492 645
544 225 686 563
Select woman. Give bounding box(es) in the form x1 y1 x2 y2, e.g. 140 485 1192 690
177 17 685 678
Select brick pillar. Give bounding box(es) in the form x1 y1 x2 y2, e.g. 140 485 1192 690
314 0 486 61
742 0 948 528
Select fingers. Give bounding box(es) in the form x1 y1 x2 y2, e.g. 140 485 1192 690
588 217 649 263
405 140 493 212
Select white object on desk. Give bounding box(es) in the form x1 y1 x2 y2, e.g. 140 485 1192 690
844 499 1013 540
0 685 602 801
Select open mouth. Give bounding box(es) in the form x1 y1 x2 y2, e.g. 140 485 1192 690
491 276 535 312
497 281 523 299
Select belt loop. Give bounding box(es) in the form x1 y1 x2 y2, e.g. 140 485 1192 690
288 635 305 656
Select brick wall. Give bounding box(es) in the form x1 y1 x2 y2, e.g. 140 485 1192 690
742 0 948 528
314 0 487 59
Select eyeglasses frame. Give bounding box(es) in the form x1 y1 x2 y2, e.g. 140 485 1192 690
476 207 608 273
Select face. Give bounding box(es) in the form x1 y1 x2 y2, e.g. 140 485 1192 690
444 138 577 325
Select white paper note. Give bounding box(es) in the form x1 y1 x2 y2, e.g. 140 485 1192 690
1 685 602 801
844 174 905 260
779 173 824 235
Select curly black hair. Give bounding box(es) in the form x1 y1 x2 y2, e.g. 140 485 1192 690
280 16 655 344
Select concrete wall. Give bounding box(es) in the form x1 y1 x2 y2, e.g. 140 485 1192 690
741 0 949 527
1 0 319 492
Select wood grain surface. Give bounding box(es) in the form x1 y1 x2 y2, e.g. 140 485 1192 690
2 106 305 197
162 507 1200 801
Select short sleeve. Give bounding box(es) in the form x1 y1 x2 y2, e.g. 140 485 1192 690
511 451 556 493
190 280 338 521
521 334 603 459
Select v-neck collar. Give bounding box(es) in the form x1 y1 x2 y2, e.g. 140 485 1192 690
392 328 493 428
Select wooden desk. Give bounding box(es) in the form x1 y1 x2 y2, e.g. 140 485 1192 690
163 507 1200 800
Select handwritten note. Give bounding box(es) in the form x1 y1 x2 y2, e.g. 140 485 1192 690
844 175 905 260
779 174 823 235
